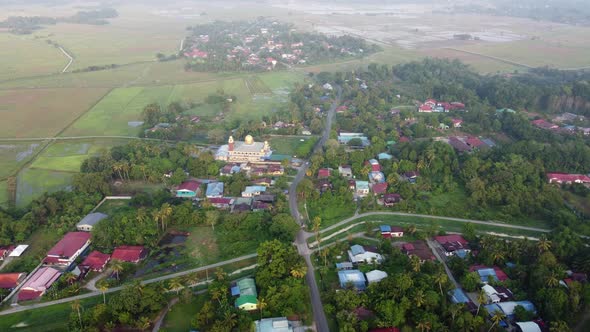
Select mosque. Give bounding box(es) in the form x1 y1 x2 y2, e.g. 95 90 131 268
215 135 272 162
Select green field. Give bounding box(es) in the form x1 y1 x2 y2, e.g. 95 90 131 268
16 168 74 208
270 136 317 158
0 33 66 80
0 180 8 208
0 88 110 138
0 142 46 178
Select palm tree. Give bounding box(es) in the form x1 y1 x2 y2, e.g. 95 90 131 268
168 277 183 295
97 281 109 304
152 210 162 231
487 311 506 332
448 303 463 325
476 290 487 315
71 299 82 329
414 290 426 308
434 272 448 295
416 320 431 332
111 260 124 281
63 272 77 285
406 224 417 236
290 264 307 278
258 297 267 320
137 316 151 331
491 250 505 265
410 255 421 272
538 235 552 253
136 207 147 224
159 203 173 231
223 311 238 330
549 320 571 332
546 272 560 288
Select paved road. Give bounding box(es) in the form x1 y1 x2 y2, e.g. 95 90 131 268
0 253 256 316
290 86 341 332
426 239 460 288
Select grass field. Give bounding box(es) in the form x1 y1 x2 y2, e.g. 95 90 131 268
30 139 129 172
0 34 66 80
162 294 207 332
0 141 46 178
269 136 317 158
0 88 109 138
16 168 74 208
0 180 8 208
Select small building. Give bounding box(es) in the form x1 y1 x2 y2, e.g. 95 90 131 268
220 164 241 176
255 317 293 332
232 197 253 213
377 152 393 160
242 185 267 198
482 284 513 304
206 182 224 198
336 262 354 270
209 197 233 209
348 245 383 264
176 180 202 198
80 251 111 272
0 272 26 289
0 246 14 260
372 182 388 195
382 193 402 207
485 301 536 321
318 168 331 179
355 181 370 197
531 119 558 130
338 165 353 177
448 136 471 153
380 225 403 238
401 171 419 184
338 269 367 290
8 244 29 257
434 234 469 257
76 212 108 232
449 288 477 312
234 277 258 311
365 270 388 284
515 322 542 332
252 178 273 187
402 241 435 262
45 232 91 266
546 172 590 185
470 265 509 283
111 245 147 263
18 267 61 301
236 295 258 311
369 171 385 184
253 194 276 203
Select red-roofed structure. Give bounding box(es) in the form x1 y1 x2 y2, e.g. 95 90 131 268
80 251 111 272
382 193 402 206
111 246 147 263
372 183 388 195
434 234 469 256
371 164 381 172
0 272 26 289
466 137 485 148
18 267 61 301
402 241 435 262
418 104 433 112
398 136 410 143
177 180 201 192
425 99 437 106
449 102 465 110
547 172 590 184
0 245 14 260
452 118 463 128
318 168 331 178
185 49 208 59
209 197 233 209
449 136 471 153
45 232 91 266
531 119 558 130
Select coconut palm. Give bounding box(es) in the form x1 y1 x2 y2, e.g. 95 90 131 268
414 290 426 308
546 272 560 288
434 272 448 295
488 311 506 332
137 316 151 331
290 264 307 279
410 255 421 273
97 281 109 304
63 272 77 285
258 297 267 320
476 290 487 315
538 235 552 253
71 299 82 329
223 310 237 329
110 260 124 281
491 250 505 265
406 224 417 235
159 203 173 231
416 320 431 332
168 277 184 295
136 207 148 224
549 320 571 332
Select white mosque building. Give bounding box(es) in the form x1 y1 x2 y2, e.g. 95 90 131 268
215 135 272 162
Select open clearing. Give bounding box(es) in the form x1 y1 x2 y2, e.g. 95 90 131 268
16 168 74 207
63 72 305 137
0 34 66 80
0 87 110 138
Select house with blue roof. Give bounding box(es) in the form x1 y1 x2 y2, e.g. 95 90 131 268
338 270 366 290
206 182 224 198
485 301 536 324
378 152 393 160
348 244 383 264
241 185 267 198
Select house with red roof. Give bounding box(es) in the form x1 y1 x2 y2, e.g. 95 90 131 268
176 180 201 198
531 119 558 130
434 234 470 257
418 104 433 112
372 183 388 195
209 197 233 209
382 193 402 207
318 168 331 179
398 136 410 143
466 137 485 149
18 267 61 301
449 102 465 110
452 118 463 128
0 272 26 289
402 241 435 262
449 136 471 153
0 245 14 260
547 172 590 185
111 246 147 263
425 99 437 106
45 232 91 266
80 251 111 272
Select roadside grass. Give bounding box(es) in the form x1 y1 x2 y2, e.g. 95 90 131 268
0 295 102 332
94 199 129 215
0 141 45 178
308 200 356 229
162 294 208 332
16 168 74 208
0 33 65 80
0 88 110 138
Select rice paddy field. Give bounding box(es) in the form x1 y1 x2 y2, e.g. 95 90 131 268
0 87 110 138
16 168 74 208
0 180 8 208
0 141 45 178
0 33 66 80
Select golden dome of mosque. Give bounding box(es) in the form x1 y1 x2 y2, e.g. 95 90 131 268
245 135 254 145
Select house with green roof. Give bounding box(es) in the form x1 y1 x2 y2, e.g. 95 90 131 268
233 277 258 311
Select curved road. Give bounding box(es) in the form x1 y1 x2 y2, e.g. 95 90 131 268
0 253 256 316
290 86 341 332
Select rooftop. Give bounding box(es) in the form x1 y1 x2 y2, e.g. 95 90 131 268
77 212 108 228
46 232 91 259
177 180 201 192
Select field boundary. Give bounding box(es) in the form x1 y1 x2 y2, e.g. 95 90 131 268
443 47 533 69
54 88 114 138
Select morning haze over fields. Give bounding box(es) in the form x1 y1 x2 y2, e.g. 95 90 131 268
0 1 589 331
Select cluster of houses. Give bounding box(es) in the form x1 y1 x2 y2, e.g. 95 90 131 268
418 99 466 113
0 212 148 302
531 118 590 136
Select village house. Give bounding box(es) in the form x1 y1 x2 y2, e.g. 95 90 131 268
484 301 536 325
380 225 404 238
402 241 435 263
111 246 147 263
381 193 402 207
434 234 470 258
317 168 331 179
206 182 224 198
0 272 26 290
365 270 388 284
372 182 388 195
0 245 14 260
401 171 419 184
233 277 258 311
449 288 478 312
80 251 111 272
355 181 370 197
76 212 108 232
255 317 293 332
448 136 472 153
348 244 383 264
8 245 28 258
220 164 241 176
470 265 509 283
531 119 559 130
266 164 284 176
336 262 354 270
338 269 367 290
377 152 393 160
338 165 353 177
252 177 273 187
232 197 253 213
242 186 267 198
546 172 590 185
208 197 233 209
176 180 202 198
18 267 61 301
452 118 463 128
482 284 514 304
45 232 91 266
